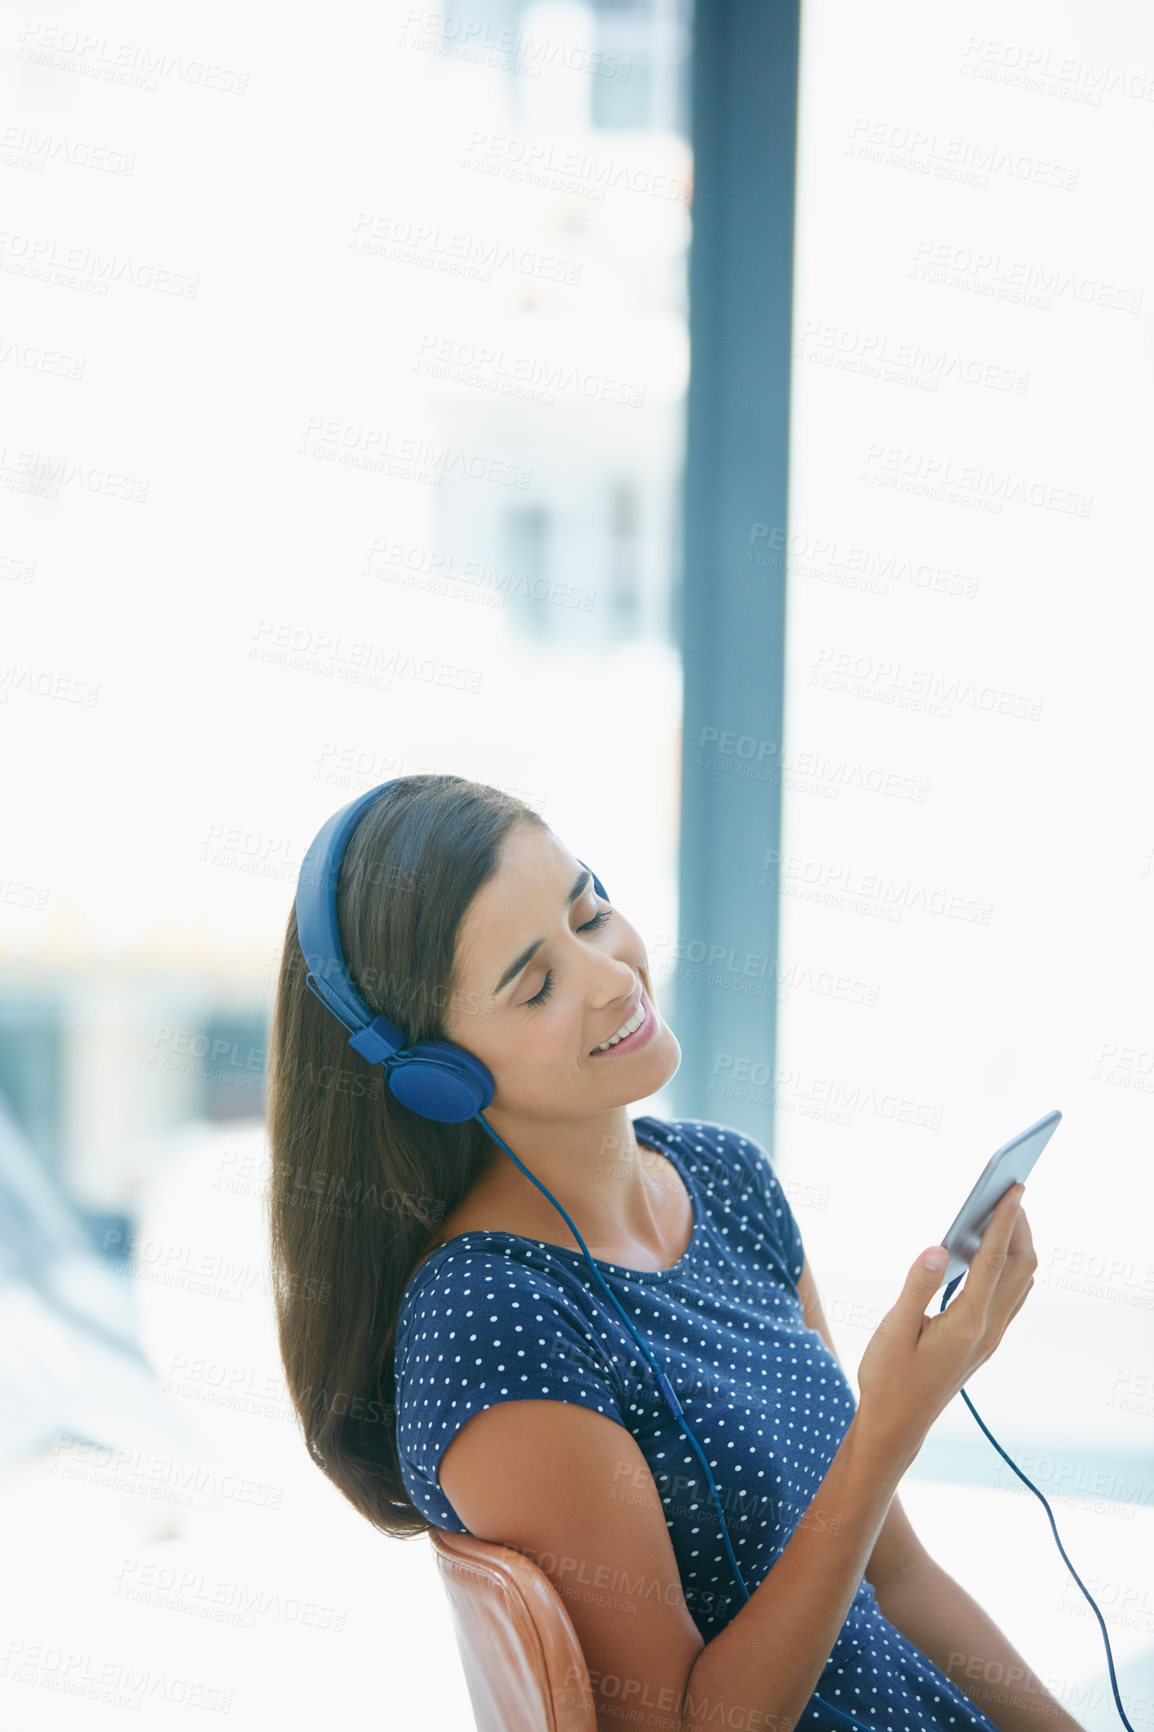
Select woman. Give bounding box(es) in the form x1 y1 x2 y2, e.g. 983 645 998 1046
268 774 1076 1732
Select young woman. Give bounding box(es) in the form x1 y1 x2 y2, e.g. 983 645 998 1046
268 774 1076 1732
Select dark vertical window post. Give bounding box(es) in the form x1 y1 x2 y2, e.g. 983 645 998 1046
673 1 801 1151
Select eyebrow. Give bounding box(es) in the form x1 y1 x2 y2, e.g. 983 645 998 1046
492 868 593 997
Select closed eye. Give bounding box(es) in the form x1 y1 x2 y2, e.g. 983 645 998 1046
524 907 613 1008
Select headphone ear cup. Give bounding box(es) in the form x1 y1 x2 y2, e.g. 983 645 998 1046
385 1041 495 1123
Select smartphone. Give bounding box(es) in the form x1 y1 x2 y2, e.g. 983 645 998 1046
937 1109 1062 1289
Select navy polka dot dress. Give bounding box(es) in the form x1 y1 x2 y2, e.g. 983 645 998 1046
395 1116 1000 1731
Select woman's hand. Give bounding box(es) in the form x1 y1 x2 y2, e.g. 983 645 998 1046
856 1183 1037 1465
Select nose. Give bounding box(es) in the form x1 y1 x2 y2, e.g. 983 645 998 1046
592 956 637 1008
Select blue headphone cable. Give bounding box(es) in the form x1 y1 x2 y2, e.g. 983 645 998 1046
938 1272 1136 1732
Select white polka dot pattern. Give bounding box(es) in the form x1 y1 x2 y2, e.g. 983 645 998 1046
394 1117 1001 1731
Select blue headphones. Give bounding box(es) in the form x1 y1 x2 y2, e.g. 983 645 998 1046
294 777 610 1123
294 781 1136 1732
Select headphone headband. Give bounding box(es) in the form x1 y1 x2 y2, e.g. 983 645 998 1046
296 780 400 1038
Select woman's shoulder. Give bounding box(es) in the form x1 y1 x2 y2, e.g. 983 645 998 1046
396 1233 601 1349
635 1112 736 1153
399 1235 530 1313
640 1113 775 1189
638 1112 764 1151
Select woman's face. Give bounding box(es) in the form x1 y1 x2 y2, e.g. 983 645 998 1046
443 821 681 1120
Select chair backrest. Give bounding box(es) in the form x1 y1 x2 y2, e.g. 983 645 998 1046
428 1526 596 1732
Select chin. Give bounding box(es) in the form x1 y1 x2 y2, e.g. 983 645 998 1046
634 1025 681 1092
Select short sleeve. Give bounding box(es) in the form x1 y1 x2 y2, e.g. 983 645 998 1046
726 1129 806 1288
394 1248 628 1532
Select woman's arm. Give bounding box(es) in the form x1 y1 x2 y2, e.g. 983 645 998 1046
874 1556 1086 1732
797 1257 1085 1732
442 1392 913 1732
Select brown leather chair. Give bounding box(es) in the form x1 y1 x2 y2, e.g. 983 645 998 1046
428 1525 596 1731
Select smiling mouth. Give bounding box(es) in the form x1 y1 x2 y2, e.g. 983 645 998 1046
589 989 650 1055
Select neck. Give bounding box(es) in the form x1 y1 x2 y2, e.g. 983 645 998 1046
473 1103 670 1251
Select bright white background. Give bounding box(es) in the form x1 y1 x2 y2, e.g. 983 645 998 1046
779 5 1154 1727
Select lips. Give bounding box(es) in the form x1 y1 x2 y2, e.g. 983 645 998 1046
589 987 655 1056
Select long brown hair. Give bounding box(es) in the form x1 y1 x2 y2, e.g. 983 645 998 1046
266 774 545 1538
